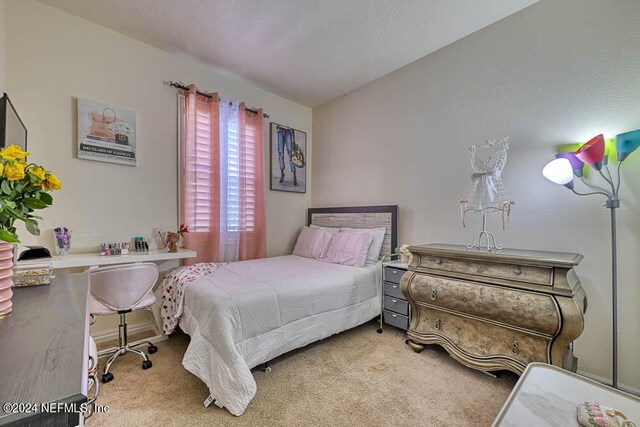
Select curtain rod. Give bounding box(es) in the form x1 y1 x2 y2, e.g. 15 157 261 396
166 81 270 119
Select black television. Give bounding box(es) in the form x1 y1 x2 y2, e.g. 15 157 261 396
0 92 27 151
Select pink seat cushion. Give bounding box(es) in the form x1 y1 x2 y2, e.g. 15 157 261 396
322 230 374 267
90 292 156 315
292 226 335 259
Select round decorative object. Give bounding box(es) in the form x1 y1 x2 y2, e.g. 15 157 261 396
0 242 14 317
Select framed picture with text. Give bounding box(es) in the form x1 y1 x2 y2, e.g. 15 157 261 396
77 98 137 166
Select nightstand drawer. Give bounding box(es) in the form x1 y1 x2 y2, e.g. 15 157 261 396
384 296 409 316
384 310 408 330
383 281 403 299
384 266 405 284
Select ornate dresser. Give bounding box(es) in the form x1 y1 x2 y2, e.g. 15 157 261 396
401 244 587 374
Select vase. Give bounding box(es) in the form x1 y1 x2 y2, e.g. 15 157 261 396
0 242 14 316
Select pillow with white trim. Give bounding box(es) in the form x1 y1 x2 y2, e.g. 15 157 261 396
292 226 334 259
321 230 375 268
341 227 386 261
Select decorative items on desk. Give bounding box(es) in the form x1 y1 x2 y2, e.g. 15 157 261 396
159 224 189 253
53 227 71 256
133 237 149 252
100 242 130 256
100 237 149 256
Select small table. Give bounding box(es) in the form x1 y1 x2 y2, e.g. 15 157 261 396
493 363 640 426
381 260 410 330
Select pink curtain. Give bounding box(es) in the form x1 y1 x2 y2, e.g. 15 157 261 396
180 86 265 263
180 85 221 265
238 104 266 260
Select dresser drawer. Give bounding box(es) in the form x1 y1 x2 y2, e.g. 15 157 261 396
413 305 550 367
417 255 553 286
384 309 408 330
406 274 560 336
384 266 405 284
383 281 404 299
384 296 409 316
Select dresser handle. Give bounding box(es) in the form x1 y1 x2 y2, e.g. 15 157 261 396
391 313 398 318
392 284 398 289
392 270 398 274
391 299 398 303
431 289 437 301
513 266 522 276
511 340 519 355
434 319 441 330
434 257 442 265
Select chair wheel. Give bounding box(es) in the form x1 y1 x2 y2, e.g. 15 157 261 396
148 345 158 354
101 373 114 383
376 328 383 334
142 360 153 370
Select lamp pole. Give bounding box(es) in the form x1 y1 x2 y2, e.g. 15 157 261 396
570 167 620 389
608 198 619 389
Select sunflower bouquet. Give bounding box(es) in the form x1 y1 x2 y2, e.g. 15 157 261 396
0 145 61 243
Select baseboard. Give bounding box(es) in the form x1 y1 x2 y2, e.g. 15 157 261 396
91 321 164 344
577 370 640 397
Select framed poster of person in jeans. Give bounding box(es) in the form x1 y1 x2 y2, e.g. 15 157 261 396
270 123 307 193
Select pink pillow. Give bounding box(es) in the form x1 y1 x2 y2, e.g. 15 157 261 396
293 227 334 259
322 230 374 267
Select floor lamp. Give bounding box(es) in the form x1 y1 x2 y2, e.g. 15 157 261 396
542 130 640 389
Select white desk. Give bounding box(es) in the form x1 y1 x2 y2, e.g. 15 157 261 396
16 249 197 347
17 248 197 269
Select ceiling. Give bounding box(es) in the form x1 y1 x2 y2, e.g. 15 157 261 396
38 0 538 107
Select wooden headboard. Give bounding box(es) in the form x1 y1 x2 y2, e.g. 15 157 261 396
307 205 398 259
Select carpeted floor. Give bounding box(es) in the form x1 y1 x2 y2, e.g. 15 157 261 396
89 322 517 426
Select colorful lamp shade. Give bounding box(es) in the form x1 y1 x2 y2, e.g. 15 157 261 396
616 129 640 162
575 134 606 170
543 158 574 188
555 152 584 177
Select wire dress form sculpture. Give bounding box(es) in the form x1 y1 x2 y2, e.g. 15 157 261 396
460 137 515 252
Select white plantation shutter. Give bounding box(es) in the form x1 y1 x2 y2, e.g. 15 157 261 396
240 117 257 232
181 94 216 233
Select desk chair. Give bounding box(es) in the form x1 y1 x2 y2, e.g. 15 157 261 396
89 263 159 383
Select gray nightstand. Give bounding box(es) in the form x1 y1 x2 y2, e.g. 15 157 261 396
382 260 409 330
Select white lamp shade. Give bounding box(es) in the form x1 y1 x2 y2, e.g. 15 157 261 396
542 158 574 185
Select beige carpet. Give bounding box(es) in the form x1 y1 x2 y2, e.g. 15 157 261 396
89 322 517 426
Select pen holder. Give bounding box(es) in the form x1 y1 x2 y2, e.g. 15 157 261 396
54 229 71 256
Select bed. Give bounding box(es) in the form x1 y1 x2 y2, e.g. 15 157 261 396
162 205 397 416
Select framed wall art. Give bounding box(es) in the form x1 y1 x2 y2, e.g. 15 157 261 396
77 98 137 166
270 122 306 193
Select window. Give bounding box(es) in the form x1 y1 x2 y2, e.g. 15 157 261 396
178 95 257 234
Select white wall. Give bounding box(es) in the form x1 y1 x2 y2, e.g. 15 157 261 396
5 0 311 336
313 0 640 389
0 0 6 92
5 0 311 255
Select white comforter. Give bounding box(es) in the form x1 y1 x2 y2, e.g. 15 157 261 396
178 255 381 415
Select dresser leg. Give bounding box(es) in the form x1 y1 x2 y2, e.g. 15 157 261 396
406 339 425 353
